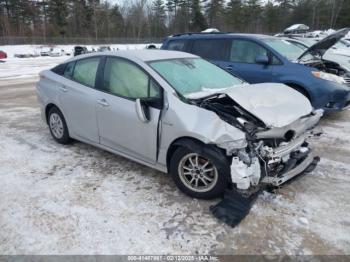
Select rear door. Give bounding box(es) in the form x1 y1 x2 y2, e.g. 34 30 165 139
190 38 229 66
220 39 273 83
58 57 101 143
95 57 162 164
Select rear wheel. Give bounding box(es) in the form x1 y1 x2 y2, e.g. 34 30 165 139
48 107 71 144
170 146 230 199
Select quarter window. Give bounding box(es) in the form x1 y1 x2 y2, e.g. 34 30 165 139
230 40 268 64
192 39 228 60
167 40 187 51
103 58 160 99
63 61 75 78
72 57 100 87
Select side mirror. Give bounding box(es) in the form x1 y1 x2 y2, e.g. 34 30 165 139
135 98 150 123
255 55 269 65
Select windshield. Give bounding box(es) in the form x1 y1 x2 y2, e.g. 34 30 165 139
262 38 305 61
149 58 246 99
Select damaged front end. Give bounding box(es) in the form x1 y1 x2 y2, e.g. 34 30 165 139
194 93 323 193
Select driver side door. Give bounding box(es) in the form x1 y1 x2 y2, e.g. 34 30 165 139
219 39 273 83
95 57 162 164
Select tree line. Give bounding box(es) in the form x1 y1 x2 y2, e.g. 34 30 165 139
0 0 349 42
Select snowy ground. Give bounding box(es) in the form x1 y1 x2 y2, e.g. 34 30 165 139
0 50 350 254
0 44 160 79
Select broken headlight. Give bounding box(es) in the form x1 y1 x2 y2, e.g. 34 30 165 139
217 139 248 155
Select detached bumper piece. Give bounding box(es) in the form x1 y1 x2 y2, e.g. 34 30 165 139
210 189 261 227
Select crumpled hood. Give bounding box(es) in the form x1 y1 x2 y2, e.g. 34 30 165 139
223 83 313 128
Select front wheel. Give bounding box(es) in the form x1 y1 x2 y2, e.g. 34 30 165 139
170 146 230 199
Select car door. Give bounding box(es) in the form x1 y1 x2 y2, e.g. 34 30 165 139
58 57 101 143
219 39 273 83
95 57 162 164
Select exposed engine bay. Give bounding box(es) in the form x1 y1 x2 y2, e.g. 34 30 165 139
191 94 322 194
303 58 350 80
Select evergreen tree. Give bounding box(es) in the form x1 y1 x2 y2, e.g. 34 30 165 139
47 0 68 36
225 0 243 32
151 0 166 37
204 0 225 29
190 0 207 31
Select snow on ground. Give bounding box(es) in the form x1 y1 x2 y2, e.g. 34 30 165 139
0 50 349 254
0 44 160 79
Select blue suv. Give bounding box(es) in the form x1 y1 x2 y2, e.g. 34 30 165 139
161 30 350 112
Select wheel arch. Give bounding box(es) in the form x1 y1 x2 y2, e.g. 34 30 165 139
45 103 61 124
284 82 312 102
165 136 227 171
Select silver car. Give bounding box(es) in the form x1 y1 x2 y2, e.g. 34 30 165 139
36 50 322 199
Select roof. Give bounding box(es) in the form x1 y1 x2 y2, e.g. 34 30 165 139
168 32 276 41
67 50 197 63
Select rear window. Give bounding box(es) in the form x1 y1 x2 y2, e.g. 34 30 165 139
192 39 228 60
166 40 187 51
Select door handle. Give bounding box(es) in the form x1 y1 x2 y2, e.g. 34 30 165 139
59 86 68 92
97 98 109 107
226 65 234 70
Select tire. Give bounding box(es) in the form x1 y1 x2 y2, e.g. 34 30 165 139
48 107 71 144
170 145 230 199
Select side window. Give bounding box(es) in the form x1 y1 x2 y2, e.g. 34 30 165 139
167 40 187 51
103 58 161 99
51 63 66 75
192 40 228 60
271 55 282 65
230 40 268 64
149 80 161 98
63 61 75 78
72 57 100 87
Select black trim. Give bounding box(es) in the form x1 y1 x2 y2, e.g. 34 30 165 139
95 56 107 91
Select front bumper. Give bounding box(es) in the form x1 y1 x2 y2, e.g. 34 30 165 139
262 151 319 186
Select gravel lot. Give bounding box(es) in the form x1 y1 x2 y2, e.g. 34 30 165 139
0 77 349 255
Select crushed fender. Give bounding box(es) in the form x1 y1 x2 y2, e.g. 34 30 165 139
210 189 262 227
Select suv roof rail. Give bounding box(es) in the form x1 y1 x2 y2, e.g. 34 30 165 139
171 31 229 37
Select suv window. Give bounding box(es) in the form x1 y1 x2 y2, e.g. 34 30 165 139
167 40 187 51
192 39 228 60
230 40 268 64
72 57 100 87
103 57 161 99
63 61 76 78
